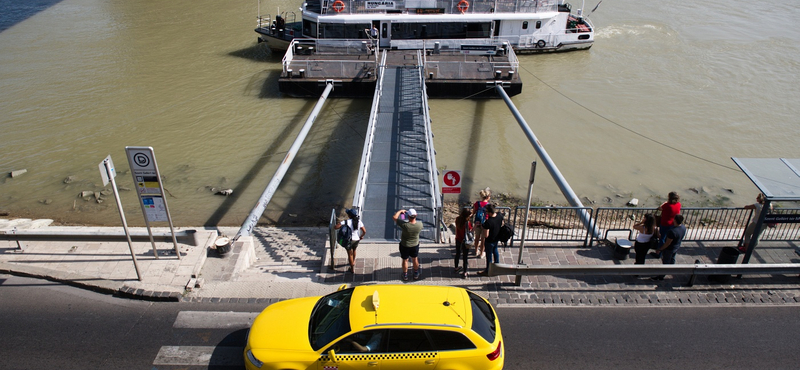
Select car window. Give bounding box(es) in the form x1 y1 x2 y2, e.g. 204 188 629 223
330 329 386 354
467 291 496 343
426 330 476 351
309 288 354 350
386 329 433 352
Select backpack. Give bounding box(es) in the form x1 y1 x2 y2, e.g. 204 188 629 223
497 223 514 247
474 202 486 224
337 221 353 248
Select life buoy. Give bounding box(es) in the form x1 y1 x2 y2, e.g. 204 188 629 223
457 0 469 13
536 39 546 48
332 0 345 12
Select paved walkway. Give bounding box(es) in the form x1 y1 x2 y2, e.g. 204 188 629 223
1 218 799 306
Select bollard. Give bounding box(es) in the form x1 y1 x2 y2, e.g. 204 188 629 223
709 247 740 283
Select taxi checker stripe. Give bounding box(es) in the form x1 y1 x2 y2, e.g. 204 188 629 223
325 352 437 361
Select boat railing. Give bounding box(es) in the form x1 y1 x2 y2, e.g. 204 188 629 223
418 39 519 79
313 0 558 15
283 39 379 78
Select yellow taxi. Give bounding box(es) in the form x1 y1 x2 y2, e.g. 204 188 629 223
244 284 504 370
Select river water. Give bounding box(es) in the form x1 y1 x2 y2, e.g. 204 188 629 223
1 0 798 227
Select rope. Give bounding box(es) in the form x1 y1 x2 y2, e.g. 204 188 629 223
518 64 739 172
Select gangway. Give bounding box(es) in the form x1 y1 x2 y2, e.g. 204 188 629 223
352 50 441 242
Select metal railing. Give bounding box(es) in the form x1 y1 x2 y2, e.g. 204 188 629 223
352 50 387 212
328 208 338 268
489 206 800 248
417 49 443 242
283 39 379 78
310 0 558 15
489 262 800 287
510 206 593 246
762 208 800 241
589 207 757 247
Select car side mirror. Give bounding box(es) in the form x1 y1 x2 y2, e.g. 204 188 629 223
328 349 338 362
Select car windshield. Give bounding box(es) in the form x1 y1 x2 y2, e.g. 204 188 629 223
468 291 496 343
309 288 354 350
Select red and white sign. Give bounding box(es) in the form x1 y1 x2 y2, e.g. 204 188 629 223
442 170 461 194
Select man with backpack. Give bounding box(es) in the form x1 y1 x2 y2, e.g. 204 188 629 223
392 208 423 281
335 208 366 273
477 203 503 277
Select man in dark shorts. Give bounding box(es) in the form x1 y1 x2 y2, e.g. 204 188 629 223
652 214 686 280
478 204 503 276
392 208 423 281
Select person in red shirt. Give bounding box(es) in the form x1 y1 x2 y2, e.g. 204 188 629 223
653 191 681 258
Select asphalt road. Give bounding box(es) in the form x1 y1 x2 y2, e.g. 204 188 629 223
2 273 799 369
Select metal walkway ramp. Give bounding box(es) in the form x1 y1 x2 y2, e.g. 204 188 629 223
353 51 441 242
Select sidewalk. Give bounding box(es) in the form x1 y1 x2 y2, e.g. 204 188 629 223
2 219 799 306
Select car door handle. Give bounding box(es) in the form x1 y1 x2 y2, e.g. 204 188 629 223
368 361 378 366
425 359 435 365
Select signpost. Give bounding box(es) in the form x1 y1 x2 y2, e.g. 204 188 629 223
442 170 462 194
125 146 181 259
99 155 141 281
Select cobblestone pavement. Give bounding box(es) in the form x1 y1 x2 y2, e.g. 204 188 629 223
2 220 799 306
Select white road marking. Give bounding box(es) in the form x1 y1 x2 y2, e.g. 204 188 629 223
173 311 259 329
153 346 244 366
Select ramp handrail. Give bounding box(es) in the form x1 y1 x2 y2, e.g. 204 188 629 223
352 50 388 212
417 49 442 242
328 208 337 268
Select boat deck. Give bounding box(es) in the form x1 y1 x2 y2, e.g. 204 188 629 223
279 44 522 98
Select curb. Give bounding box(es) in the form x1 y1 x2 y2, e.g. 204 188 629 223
0 262 181 302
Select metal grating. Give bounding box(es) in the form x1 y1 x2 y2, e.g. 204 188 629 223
361 64 436 241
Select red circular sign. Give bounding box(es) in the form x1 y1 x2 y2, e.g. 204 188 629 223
443 171 461 187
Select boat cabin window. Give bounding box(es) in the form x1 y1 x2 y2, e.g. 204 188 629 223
522 21 528 30
319 23 373 39
303 20 318 38
389 22 491 39
536 21 541 29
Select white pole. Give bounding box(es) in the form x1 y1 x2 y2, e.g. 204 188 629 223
106 159 142 281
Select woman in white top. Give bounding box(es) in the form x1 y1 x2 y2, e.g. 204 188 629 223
738 193 772 252
633 213 659 265
334 208 367 273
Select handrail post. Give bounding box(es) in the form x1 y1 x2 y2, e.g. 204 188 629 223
495 84 599 239
234 81 335 241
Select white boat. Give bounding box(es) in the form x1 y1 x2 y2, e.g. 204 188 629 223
256 0 596 54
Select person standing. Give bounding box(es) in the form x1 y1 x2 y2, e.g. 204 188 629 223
738 193 773 252
392 208 423 281
334 208 366 273
477 204 502 277
653 191 681 258
471 187 491 258
453 207 471 278
652 214 686 280
632 213 659 265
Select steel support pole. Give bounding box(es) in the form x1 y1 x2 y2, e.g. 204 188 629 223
235 82 335 240
518 161 536 264
495 85 598 237
106 159 142 281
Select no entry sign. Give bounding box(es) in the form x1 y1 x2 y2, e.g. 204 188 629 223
442 170 461 194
